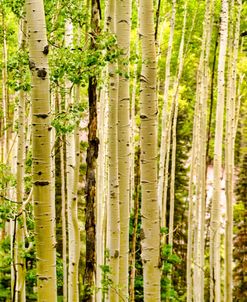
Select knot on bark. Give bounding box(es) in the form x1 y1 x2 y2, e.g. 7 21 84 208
34 181 49 186
29 60 35 70
37 68 47 80
43 45 49 55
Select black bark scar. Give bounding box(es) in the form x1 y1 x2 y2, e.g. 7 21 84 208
34 113 48 119
43 45 49 55
29 60 35 70
37 68 47 80
34 181 49 186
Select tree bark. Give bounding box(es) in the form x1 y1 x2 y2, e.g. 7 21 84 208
83 2 100 299
26 0 57 300
116 0 131 299
15 16 27 302
139 0 161 300
210 1 228 301
225 1 241 301
158 0 176 227
106 0 120 300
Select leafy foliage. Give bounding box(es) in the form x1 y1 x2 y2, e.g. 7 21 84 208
7 49 31 92
161 244 181 301
52 102 86 134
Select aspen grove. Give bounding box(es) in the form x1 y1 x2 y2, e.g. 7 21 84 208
0 0 246 301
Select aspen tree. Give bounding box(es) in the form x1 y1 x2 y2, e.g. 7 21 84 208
130 44 138 212
168 0 188 249
95 2 111 288
60 134 67 302
71 85 80 302
187 98 198 302
96 14 110 299
139 0 161 300
195 1 214 300
15 17 27 302
96 83 108 302
11 115 18 302
64 20 79 302
158 0 176 227
105 0 120 299
224 2 234 301
26 0 57 301
210 1 228 301
1 7 8 163
129 147 140 302
83 0 100 299
129 5 139 296
187 1 214 300
225 1 241 301
130 0 139 213
129 40 140 302
116 0 131 298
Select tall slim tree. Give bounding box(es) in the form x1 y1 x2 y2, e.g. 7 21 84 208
106 0 120 299
15 16 27 302
1 5 9 163
187 1 214 300
96 76 108 302
116 0 131 299
210 0 228 301
225 1 242 301
168 0 188 250
139 0 161 300
158 0 176 227
83 0 100 300
26 0 57 301
64 20 80 302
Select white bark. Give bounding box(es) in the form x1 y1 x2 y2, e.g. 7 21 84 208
139 0 161 300
210 1 228 301
158 0 177 227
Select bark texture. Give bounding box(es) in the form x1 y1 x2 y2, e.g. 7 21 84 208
139 0 161 300
210 1 228 301
106 0 120 300
15 17 27 302
225 1 241 301
83 2 100 300
116 0 131 299
26 0 57 301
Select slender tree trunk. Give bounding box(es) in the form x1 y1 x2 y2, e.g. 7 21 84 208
64 20 80 302
83 1 100 300
15 17 27 302
60 134 67 302
225 1 241 301
130 42 138 213
71 85 81 302
129 5 139 295
158 0 176 227
187 1 214 300
206 34 218 167
139 0 161 300
106 0 120 299
96 82 107 302
26 0 57 301
116 0 131 299
1 8 9 164
129 147 140 302
197 1 214 300
210 1 228 301
168 0 187 250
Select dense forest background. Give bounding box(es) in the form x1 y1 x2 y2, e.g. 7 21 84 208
0 0 246 301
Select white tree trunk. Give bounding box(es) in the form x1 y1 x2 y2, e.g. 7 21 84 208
139 0 161 300
210 1 228 301
26 0 57 300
